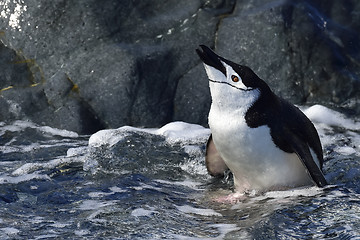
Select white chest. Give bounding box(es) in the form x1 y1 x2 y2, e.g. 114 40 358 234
208 107 312 193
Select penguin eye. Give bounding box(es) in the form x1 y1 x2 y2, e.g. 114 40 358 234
231 75 239 82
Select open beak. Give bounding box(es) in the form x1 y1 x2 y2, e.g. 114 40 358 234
196 45 226 75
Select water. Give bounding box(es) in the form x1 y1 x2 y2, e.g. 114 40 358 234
0 105 360 239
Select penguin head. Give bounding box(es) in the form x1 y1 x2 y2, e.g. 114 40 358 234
196 45 269 109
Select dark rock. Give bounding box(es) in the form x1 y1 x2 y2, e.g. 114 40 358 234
0 43 35 89
0 0 359 133
0 0 234 133
215 0 360 106
216 1 300 100
177 0 360 125
173 64 211 126
64 43 137 128
0 42 104 134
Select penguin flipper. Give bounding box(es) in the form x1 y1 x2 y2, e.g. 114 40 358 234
287 133 327 187
205 134 228 176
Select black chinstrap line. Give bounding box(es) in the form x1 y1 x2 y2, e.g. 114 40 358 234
209 79 254 92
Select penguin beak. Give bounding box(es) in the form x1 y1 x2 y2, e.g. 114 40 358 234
196 45 226 75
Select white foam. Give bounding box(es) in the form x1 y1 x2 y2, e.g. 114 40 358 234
78 200 116 211
0 120 30 133
34 234 59 239
49 223 72 228
88 191 116 198
180 145 209 175
11 163 43 176
38 125 79 138
131 207 158 217
88 186 126 198
29 216 44 224
0 146 21 154
12 155 85 176
262 186 322 199
179 159 208 176
1 227 20 235
172 223 240 240
0 120 79 137
88 127 136 147
210 224 241 239
176 205 222 217
155 179 202 190
229 186 325 210
0 173 50 184
0 140 85 154
66 146 88 157
109 186 124 192
132 183 163 191
74 229 90 236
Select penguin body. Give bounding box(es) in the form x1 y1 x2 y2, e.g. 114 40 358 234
196 45 327 193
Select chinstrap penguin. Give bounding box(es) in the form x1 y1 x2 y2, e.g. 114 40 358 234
196 45 327 195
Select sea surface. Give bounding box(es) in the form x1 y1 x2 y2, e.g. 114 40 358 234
0 105 359 239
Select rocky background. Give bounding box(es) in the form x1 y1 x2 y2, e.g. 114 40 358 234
0 0 359 134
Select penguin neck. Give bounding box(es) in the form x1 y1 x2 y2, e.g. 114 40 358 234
209 83 261 116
